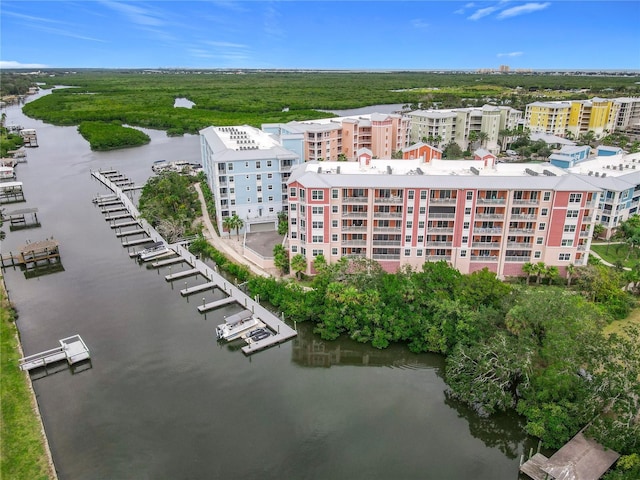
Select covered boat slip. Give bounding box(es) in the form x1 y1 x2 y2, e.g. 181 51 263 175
19 335 91 372
0 181 25 203
2 207 40 231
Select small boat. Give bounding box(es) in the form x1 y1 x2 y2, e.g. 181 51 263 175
0 166 16 180
216 314 261 342
137 242 171 261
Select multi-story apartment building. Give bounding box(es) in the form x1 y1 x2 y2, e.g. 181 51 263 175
408 105 522 154
525 101 571 137
200 125 303 234
566 98 620 139
287 155 599 278
267 113 410 162
567 152 640 238
614 97 640 132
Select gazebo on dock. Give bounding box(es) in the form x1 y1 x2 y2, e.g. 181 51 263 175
18 239 61 268
520 432 620 480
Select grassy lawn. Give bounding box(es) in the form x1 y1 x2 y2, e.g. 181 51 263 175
1 284 53 480
590 242 640 268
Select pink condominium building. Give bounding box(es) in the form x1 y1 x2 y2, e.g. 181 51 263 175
286 154 600 278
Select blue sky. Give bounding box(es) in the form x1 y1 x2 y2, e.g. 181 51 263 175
2 1 639 70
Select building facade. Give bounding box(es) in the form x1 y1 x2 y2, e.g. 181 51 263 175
287 158 599 278
200 125 302 234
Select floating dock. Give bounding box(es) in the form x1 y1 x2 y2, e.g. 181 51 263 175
91 169 297 355
19 335 90 371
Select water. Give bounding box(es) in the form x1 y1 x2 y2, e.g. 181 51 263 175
325 103 408 117
174 97 195 109
2 91 534 479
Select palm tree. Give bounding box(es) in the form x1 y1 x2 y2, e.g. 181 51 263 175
545 265 559 285
230 214 244 240
290 253 307 280
534 262 546 285
522 262 535 285
565 263 576 287
222 216 234 238
478 131 489 148
468 130 479 150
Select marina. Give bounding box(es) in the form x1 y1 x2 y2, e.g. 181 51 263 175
2 207 41 231
0 181 25 204
91 168 298 355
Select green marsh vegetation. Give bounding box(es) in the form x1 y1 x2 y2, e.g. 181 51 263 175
19 70 640 138
77 121 150 150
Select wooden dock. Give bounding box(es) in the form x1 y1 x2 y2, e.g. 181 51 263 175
0 181 25 204
122 237 155 247
1 239 62 271
2 207 40 231
105 213 133 221
91 169 297 355
115 228 146 238
111 220 140 229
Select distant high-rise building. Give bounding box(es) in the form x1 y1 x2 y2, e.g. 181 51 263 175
499 65 510 73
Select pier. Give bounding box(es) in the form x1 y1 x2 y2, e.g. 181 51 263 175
91 168 297 355
19 335 90 372
0 181 25 204
2 207 40 231
1 239 62 270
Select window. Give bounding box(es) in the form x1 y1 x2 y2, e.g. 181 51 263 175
228 163 234 171
417 249 423 257
420 191 427 200
291 245 298 252
569 193 582 203
466 191 473 200
312 206 323 215
407 206 413 214
332 189 338 199
290 204 297 211
462 236 468 243
538 223 546 230
418 221 425 229
256 174 261 181
541 208 548 216
564 224 576 233
256 161 261 169
269 207 274 213
268 196 274 202
332 248 338 255
267 160 272 167
291 218 297 225
566 210 579 218
332 234 338 242
408 190 415 200
268 185 273 190
247 198 251 203
312 221 323 229
267 173 273 179
405 235 412 243
229 188 235 194
419 207 426 215
312 249 323 257
463 222 470 229
312 190 324 200
460 250 467 257
332 220 338 228
245 162 249 168
534 251 541 259
404 249 411 256
229 176 234 183
246 186 250 191
257 186 262 192
536 237 543 245
406 221 412 229
257 197 263 203
543 191 551 201
559 253 571 261
312 235 324 243
332 206 338 213
561 239 573 247
417 235 424 243
290 187 297 197
465 208 471 215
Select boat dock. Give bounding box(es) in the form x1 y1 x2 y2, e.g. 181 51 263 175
19 335 90 371
1 239 62 270
0 181 25 204
2 207 40 231
91 169 297 355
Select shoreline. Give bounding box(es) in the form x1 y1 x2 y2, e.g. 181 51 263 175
0 274 58 480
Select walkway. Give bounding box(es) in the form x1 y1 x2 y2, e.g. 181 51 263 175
193 183 277 278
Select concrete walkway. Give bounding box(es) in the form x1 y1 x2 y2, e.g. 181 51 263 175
193 183 276 278
590 242 631 270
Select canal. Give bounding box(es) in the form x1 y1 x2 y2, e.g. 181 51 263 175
2 90 535 479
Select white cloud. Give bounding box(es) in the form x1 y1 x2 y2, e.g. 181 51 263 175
468 6 500 21
497 2 551 19
0 60 49 69
100 0 166 27
411 19 429 29
454 2 475 14
497 51 524 57
206 41 249 49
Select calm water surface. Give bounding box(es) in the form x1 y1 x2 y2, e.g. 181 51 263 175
2 91 534 479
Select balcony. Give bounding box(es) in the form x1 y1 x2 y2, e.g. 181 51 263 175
474 227 503 234
374 196 403 204
342 211 368 218
342 196 369 203
510 214 537 220
373 211 403 218
475 213 504 220
470 255 498 262
577 245 587 251
579 231 590 238
472 242 501 248
425 255 451 261
373 226 401 232
342 240 367 246
428 213 456 219
507 242 533 249
371 240 402 246
505 256 530 262
583 215 593 222
429 197 457 204
425 241 452 247
509 228 535 234
512 199 540 205
372 254 401 260
477 197 506 205
343 226 368 232
427 227 454 233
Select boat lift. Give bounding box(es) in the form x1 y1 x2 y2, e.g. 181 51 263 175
19 335 90 372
